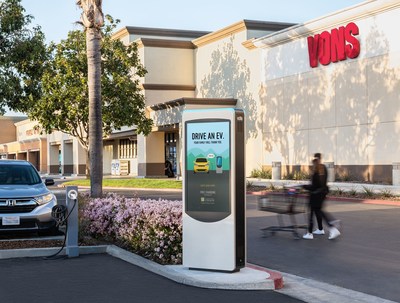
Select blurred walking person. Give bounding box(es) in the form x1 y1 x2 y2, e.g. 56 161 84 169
302 153 341 240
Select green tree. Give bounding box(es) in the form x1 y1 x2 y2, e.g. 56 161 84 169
0 0 47 115
28 16 152 192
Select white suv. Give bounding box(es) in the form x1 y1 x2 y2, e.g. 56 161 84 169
0 160 58 235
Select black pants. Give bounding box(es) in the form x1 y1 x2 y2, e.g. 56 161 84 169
308 203 335 233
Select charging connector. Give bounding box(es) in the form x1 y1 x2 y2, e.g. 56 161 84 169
44 198 77 260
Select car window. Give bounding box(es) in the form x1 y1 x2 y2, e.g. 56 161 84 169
196 158 208 163
0 165 42 185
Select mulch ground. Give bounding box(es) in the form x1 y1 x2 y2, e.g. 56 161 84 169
0 240 64 250
0 235 104 250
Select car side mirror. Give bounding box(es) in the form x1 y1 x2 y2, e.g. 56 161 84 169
45 178 55 186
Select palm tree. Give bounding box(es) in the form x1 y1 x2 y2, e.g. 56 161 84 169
76 0 104 197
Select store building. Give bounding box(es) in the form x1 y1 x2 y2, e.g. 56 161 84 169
0 117 47 173
253 0 400 182
2 0 399 183
113 20 294 177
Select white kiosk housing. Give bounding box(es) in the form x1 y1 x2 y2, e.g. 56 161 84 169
182 108 246 272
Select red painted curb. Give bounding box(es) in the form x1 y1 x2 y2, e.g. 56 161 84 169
246 263 284 290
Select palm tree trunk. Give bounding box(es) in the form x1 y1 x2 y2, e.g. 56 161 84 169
87 27 103 197
76 0 104 197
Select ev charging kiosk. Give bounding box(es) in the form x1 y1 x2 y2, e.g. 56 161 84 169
182 108 246 272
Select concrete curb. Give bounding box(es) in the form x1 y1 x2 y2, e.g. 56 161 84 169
106 245 276 290
0 245 277 290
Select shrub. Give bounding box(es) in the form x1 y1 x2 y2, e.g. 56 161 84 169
249 168 261 178
330 187 344 196
283 171 309 181
81 193 182 265
380 189 393 198
250 167 272 179
336 171 354 182
348 187 358 197
362 186 374 198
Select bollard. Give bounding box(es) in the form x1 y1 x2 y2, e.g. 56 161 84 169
325 162 335 182
272 162 281 180
393 163 400 186
66 186 79 258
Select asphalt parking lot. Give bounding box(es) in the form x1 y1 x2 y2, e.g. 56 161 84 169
0 254 304 303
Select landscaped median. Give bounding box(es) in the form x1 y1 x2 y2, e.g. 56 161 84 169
62 178 182 189
79 192 182 265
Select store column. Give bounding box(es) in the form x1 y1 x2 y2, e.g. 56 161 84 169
48 143 60 174
73 139 87 175
39 139 47 173
62 140 73 175
137 132 165 177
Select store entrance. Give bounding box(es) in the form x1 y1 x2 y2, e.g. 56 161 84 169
165 132 178 178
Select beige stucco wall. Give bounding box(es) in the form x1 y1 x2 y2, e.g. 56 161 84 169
195 30 264 175
15 119 45 141
143 47 195 85
0 117 21 144
257 1 400 177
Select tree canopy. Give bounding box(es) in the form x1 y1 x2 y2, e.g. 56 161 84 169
0 0 47 115
28 16 153 150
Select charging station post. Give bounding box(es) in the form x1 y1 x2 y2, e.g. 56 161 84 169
182 108 246 272
66 186 79 258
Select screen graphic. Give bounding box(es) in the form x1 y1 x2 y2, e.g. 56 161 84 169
185 119 231 222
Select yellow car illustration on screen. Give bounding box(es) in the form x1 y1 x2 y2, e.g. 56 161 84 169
193 157 209 173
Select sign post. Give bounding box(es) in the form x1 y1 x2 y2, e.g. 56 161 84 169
182 108 245 272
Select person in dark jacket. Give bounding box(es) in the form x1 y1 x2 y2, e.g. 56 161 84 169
164 160 174 178
302 153 341 240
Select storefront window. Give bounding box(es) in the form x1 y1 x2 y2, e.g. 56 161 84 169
119 139 137 159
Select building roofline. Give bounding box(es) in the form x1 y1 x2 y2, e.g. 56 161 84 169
254 0 400 49
136 38 196 49
149 98 237 111
192 20 296 47
113 26 210 41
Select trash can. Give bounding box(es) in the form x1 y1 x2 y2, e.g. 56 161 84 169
272 162 281 180
393 163 400 186
325 162 335 182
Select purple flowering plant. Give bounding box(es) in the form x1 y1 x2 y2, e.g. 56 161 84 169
80 193 182 265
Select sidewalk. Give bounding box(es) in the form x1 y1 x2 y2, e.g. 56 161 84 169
247 178 400 196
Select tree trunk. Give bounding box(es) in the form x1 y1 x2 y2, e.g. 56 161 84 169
87 27 103 197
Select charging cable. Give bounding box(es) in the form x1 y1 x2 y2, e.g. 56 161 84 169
44 198 77 260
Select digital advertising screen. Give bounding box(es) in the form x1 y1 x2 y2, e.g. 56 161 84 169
185 119 231 222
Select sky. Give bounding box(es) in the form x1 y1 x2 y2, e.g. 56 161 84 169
20 0 367 43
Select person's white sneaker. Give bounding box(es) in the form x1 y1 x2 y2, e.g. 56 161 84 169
329 227 341 240
303 233 314 240
329 219 342 229
312 229 325 235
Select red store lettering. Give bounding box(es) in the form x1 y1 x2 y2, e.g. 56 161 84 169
307 22 360 68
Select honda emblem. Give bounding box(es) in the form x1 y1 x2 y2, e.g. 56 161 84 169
5 200 17 206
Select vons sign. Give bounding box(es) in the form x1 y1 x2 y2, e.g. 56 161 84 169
307 22 360 68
